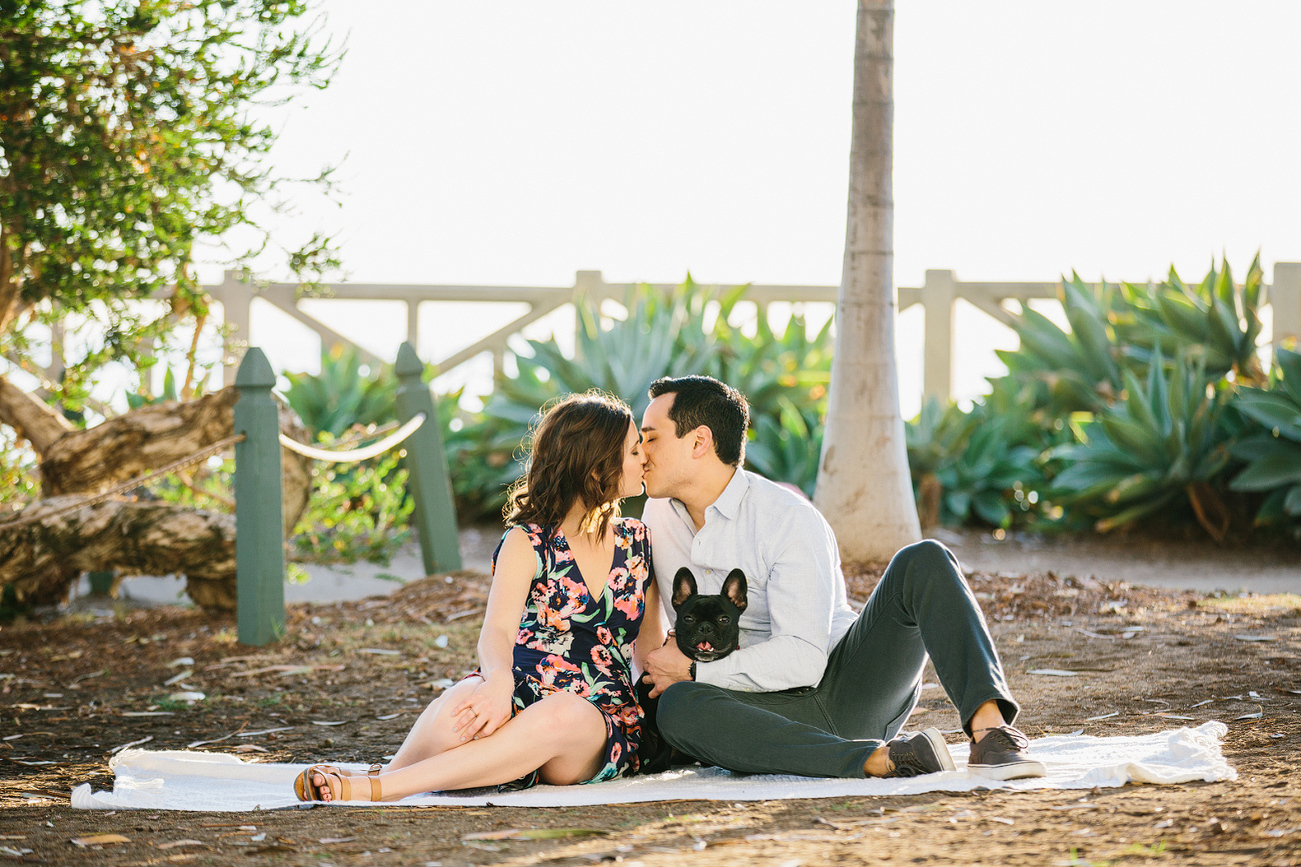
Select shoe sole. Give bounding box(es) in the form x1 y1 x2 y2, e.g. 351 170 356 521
918 728 957 773
967 759 1047 780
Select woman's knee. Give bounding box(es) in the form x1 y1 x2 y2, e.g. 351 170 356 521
531 693 605 742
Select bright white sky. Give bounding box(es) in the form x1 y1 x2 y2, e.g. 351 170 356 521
207 0 1301 412
250 0 1301 290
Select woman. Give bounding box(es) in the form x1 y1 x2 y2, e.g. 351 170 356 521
295 391 664 802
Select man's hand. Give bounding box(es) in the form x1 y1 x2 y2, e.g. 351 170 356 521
645 639 694 698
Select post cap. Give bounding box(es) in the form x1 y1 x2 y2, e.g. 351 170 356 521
395 342 426 378
234 347 276 388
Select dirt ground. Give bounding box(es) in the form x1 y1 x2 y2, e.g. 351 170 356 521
2 539 1300 867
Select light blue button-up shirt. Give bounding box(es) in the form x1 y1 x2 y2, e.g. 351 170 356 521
642 469 859 692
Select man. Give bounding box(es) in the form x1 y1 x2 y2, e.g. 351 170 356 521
640 375 1045 780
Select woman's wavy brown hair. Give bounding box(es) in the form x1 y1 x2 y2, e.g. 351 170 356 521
504 391 636 540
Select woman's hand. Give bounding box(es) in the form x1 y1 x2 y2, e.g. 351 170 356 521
450 670 514 742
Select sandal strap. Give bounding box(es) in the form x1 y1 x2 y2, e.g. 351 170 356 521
369 774 382 801
336 772 352 802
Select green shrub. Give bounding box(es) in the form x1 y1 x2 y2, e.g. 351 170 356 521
905 398 1047 529
1114 255 1267 386
1228 348 1301 533
283 345 397 439
461 279 835 514
1047 349 1235 539
289 448 414 564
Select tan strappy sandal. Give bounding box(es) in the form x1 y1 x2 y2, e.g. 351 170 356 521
294 764 383 802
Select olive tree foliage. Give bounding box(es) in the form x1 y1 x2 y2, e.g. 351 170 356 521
0 0 341 412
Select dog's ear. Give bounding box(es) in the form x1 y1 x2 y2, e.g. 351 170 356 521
671 568 698 610
722 569 748 612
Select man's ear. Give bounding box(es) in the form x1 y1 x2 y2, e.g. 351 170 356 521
690 425 714 460
722 569 748 613
672 568 698 610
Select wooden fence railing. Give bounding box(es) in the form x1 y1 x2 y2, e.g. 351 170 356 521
210 264 1301 402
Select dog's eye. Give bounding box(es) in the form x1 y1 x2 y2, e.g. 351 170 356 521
718 616 730 624
681 615 695 624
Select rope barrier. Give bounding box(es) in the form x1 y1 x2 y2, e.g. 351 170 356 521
0 414 426 530
328 419 403 448
277 413 426 463
0 433 247 530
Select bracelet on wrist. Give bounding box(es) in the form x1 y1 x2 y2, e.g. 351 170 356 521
688 661 697 681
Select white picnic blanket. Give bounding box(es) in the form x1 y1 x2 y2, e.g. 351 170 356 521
71 722 1235 811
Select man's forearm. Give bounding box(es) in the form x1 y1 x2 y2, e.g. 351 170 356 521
696 635 827 693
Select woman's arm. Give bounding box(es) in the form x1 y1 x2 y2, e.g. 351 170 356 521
451 527 536 741
633 577 666 678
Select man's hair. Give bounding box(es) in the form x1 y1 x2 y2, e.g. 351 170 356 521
648 375 749 466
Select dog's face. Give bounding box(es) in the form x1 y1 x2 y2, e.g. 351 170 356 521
671 567 747 662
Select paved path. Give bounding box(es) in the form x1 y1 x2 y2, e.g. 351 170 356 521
74 524 1300 608
934 528 1301 596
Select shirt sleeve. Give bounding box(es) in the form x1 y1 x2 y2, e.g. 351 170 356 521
694 508 839 692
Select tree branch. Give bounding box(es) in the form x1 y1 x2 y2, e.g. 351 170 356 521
0 373 75 454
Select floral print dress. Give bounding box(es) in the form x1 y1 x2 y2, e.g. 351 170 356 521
488 518 654 783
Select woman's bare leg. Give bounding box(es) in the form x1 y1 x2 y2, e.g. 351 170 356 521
307 692 607 802
385 678 484 771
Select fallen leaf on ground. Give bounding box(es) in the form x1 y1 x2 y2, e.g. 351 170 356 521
236 727 295 737
111 735 154 754
1085 711 1118 721
156 840 207 850
1028 669 1081 677
1234 635 1277 642
71 834 131 847
463 828 608 841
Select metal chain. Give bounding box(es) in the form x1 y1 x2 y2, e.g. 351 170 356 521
0 433 247 530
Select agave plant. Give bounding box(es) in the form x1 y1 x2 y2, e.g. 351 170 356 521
995 274 1124 418
466 279 835 513
1114 256 1267 386
1228 348 1301 531
1047 348 1235 539
745 397 823 499
282 344 398 439
905 398 1044 529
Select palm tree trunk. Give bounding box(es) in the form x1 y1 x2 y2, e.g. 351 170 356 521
814 0 920 563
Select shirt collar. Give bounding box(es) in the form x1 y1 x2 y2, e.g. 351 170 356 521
709 468 749 520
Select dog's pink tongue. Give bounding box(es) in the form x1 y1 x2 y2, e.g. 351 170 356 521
696 641 714 652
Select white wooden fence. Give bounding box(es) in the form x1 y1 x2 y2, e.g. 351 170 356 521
210 264 1301 402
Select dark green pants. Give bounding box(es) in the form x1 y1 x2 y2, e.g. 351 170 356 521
656 540 1018 778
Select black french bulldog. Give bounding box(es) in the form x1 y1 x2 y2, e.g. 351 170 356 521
635 567 748 774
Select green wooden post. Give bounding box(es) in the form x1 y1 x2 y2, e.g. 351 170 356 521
87 570 115 596
234 347 285 645
394 342 462 573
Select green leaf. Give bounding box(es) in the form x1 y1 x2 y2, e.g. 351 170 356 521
1228 455 1301 492
1234 393 1301 441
